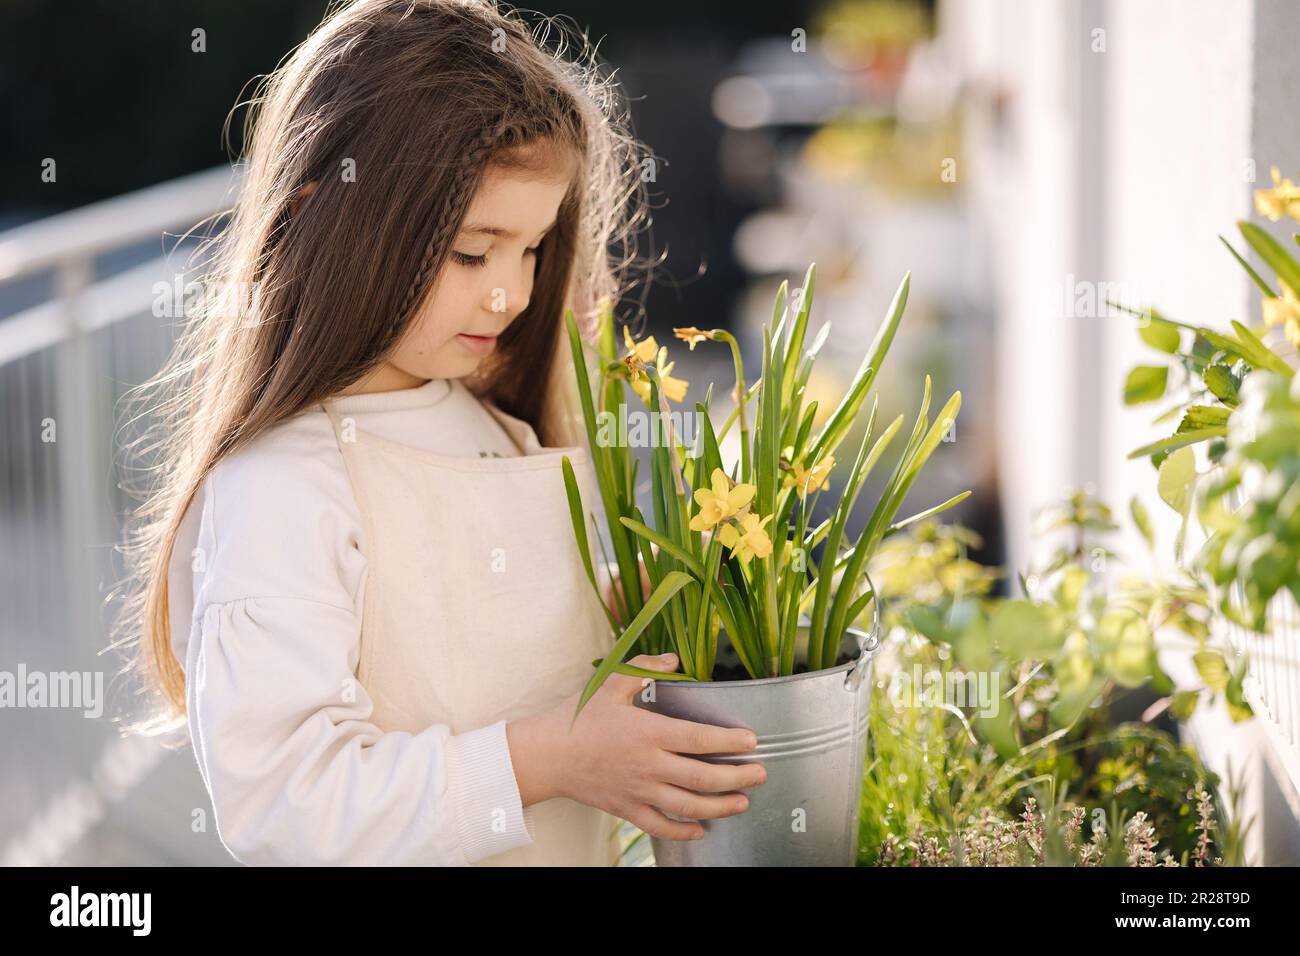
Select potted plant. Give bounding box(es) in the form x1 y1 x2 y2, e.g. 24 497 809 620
862 500 1251 867
1121 184 1300 632
559 263 966 865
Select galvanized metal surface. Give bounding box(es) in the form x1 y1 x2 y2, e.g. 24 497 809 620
636 622 880 866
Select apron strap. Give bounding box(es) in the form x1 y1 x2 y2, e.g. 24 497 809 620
318 397 369 511
319 398 352 448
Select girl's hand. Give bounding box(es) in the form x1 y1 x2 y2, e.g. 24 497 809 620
508 653 767 841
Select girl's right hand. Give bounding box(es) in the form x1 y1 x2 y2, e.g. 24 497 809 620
511 653 767 841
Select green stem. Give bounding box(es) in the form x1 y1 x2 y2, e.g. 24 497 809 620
713 330 750 479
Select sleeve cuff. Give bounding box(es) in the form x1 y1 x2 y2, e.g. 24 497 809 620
445 719 536 864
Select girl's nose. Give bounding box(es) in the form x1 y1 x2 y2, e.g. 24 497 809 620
486 271 531 319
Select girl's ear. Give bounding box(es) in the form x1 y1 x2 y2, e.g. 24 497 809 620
289 180 319 218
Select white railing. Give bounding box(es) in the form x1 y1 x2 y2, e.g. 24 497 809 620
1195 489 1300 864
0 164 240 658
1230 592 1300 801
0 164 242 864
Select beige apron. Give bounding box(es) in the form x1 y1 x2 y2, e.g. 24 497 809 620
320 390 622 867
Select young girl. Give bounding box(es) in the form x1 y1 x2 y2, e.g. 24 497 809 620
118 0 765 866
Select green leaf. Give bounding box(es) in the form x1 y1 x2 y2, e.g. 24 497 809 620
1128 426 1226 460
824 388 961 668
808 404 897 669
1052 629 1103 727
1178 405 1231 432
695 401 725 483
1055 629 1093 691
1123 365 1168 404
1239 220 1300 300
561 457 621 635
593 660 696 681
1193 650 1230 694
988 599 1064 660
1225 661 1254 722
1226 697 1254 722
780 263 815 408
950 604 997 670
1191 332 1219 367
1051 674 1107 730
845 588 877 631
1229 320 1295 376
565 310 644 626
618 515 756 676
1129 495 1154 549
1095 609 1155 688
972 667 1018 758
1157 446 1196 516
1111 303 1243 362
1219 234 1277 297
810 272 909 461
617 518 706 579
1169 690 1200 721
1138 318 1181 353
882 490 972 538
1054 566 1090 612
791 400 819 461
1203 364 1240 406
570 571 694 729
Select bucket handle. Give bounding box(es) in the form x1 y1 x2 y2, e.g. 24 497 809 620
844 568 883 692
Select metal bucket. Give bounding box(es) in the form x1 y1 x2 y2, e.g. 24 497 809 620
634 606 882 867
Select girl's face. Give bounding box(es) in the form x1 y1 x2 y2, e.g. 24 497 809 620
346 155 576 394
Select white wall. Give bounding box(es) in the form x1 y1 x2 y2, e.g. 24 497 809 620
944 0 1300 864
1100 0 1255 543
945 0 1081 575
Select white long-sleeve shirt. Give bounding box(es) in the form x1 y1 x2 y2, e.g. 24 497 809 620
167 377 541 866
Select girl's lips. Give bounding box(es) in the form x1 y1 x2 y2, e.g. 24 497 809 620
456 333 497 354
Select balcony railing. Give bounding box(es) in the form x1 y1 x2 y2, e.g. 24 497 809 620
1230 591 1300 801
0 165 242 864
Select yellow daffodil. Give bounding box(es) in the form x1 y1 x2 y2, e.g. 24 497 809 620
690 467 755 531
623 327 689 404
657 357 690 403
716 512 775 565
622 325 659 364
628 358 689 404
1262 279 1300 348
621 328 654 397
1254 166 1300 223
673 326 714 350
783 454 835 497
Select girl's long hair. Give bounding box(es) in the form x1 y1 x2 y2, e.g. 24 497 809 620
115 0 655 726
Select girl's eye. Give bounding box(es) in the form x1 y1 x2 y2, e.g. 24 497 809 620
452 251 488 268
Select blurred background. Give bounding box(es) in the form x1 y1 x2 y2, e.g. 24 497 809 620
1 0 1298 864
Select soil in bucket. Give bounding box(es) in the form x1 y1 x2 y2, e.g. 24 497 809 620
708 631 855 681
